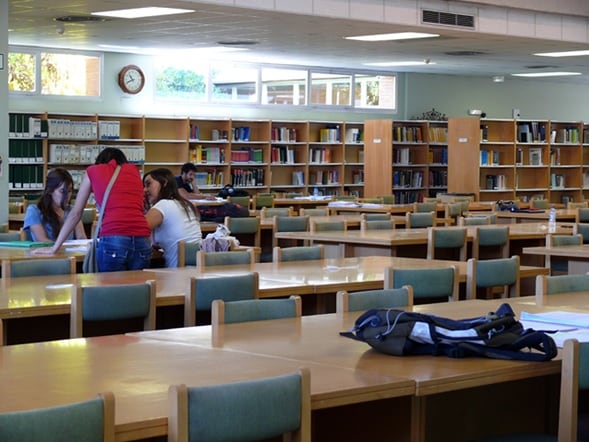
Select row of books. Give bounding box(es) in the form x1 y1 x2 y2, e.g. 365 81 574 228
189 124 230 142
428 127 448 143
271 127 297 142
189 146 226 164
480 150 500 166
517 122 546 143
9 115 47 138
485 174 508 190
231 168 265 187
231 148 263 163
319 126 341 143
46 119 98 140
49 144 145 164
350 169 364 184
271 146 298 164
345 127 362 143
97 120 121 140
393 190 422 204
394 147 413 165
8 139 43 163
393 126 423 143
291 171 305 186
309 147 335 164
429 148 448 164
429 170 448 187
194 170 225 187
393 170 424 188
552 127 580 144
233 126 252 142
8 165 45 190
311 170 339 185
550 173 566 189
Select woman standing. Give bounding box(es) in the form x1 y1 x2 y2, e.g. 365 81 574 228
36 147 151 271
24 168 87 242
144 168 202 267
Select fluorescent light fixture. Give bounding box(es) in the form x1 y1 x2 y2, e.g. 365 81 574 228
511 72 581 78
535 50 589 57
363 61 436 67
92 7 194 19
345 32 439 42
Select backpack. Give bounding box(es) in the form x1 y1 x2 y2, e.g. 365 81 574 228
340 303 557 361
197 202 250 222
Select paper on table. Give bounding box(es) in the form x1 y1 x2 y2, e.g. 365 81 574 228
520 311 589 328
550 329 589 348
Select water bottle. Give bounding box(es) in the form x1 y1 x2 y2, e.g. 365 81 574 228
313 187 319 198
548 205 557 233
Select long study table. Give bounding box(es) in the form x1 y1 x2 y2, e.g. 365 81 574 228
523 243 589 274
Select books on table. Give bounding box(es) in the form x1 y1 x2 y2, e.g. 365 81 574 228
521 311 589 347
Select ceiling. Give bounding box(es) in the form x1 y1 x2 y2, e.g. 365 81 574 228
9 0 589 83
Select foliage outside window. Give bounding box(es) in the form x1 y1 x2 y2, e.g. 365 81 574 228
310 72 352 106
261 68 307 105
210 63 258 102
9 49 101 96
355 74 396 109
155 63 208 101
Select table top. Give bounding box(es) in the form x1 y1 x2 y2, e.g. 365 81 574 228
496 209 578 221
523 244 589 259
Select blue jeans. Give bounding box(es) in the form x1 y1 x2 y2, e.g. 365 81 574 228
97 236 152 272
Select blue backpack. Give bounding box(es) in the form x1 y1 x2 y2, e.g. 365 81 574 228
341 303 557 361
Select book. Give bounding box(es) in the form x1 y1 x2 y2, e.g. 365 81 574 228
520 311 589 328
0 241 54 248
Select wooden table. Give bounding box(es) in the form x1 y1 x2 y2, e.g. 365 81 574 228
523 243 589 274
496 209 577 223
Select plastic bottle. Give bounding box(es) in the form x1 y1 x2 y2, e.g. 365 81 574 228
548 205 557 233
313 187 319 198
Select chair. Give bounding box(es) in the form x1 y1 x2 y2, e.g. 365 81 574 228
545 233 583 275
227 195 251 210
260 206 292 220
385 266 459 302
2 257 76 278
285 192 303 198
535 273 589 305
413 202 437 213
405 211 434 228
336 286 413 313
0 224 8 233
358 197 383 204
577 208 589 223
196 249 255 267
177 240 201 267
168 368 311 442
299 208 329 217
0 392 115 442
423 197 440 203
224 216 261 248
334 195 357 201
466 256 520 300
310 220 347 233
70 280 156 338
272 215 310 248
273 245 324 262
444 202 463 224
426 227 467 261
573 223 589 244
457 215 491 226
184 272 259 326
568 201 587 209
212 295 302 325
360 219 395 231
530 198 548 209
82 207 97 237
471 225 510 259
0 232 23 242
378 195 395 204
360 213 392 221
253 193 275 210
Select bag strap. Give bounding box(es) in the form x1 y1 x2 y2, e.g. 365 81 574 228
92 165 121 240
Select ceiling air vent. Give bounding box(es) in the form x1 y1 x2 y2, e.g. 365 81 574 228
422 10 475 29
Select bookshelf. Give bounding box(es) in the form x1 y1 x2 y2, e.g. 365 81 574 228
270 120 309 193
189 118 231 190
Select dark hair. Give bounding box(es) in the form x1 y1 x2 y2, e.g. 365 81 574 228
37 168 74 239
181 162 197 174
95 147 128 165
143 168 199 220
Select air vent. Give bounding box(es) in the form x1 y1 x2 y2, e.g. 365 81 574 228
422 10 475 29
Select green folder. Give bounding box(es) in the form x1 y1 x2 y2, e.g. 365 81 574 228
0 241 54 248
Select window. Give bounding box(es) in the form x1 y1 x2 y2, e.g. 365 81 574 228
355 74 396 109
261 68 307 105
9 48 102 97
155 60 208 101
310 72 352 106
210 63 258 102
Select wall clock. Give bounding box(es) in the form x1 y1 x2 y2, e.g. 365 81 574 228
118 65 145 94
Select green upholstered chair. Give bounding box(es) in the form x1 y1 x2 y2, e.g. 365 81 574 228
426 227 467 261
577 208 589 223
70 280 157 338
0 232 23 242
359 197 383 204
535 273 589 305
334 195 357 201
360 219 395 231
378 195 395 204
253 193 275 209
471 226 510 259
310 220 347 233
457 215 491 226
299 208 329 217
2 257 76 278
0 224 8 233
196 249 254 268
176 240 201 267
260 206 292 220
273 245 324 262
272 215 310 248
224 216 261 248
285 192 303 198
168 368 311 442
444 202 463 224
466 256 520 300
0 392 115 442
81 207 97 237
530 198 548 209
573 223 589 244
385 266 459 302
545 233 583 275
212 295 302 325
413 202 437 213
405 211 434 228
184 272 259 326
336 286 413 313
567 201 587 209
360 213 392 221
227 195 251 210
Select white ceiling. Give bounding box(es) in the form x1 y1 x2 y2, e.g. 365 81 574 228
9 0 589 83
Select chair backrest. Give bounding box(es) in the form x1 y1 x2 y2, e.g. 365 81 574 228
385 266 459 302
212 295 302 325
359 197 383 204
309 220 347 233
168 368 311 442
471 225 510 259
0 392 115 442
413 202 437 213
177 240 201 267
378 195 395 204
336 286 413 313
2 257 76 278
70 280 157 338
577 208 589 223
299 208 329 217
196 249 254 268
573 223 589 243
227 195 251 210
285 192 303 198
253 193 275 209
530 198 548 209
82 207 97 237
444 202 463 222
568 201 587 209
405 211 434 228
466 256 520 300
426 227 467 261
0 232 23 242
260 207 292 220
545 233 583 274
0 223 8 233
273 215 310 248
184 272 259 326
360 219 395 231
360 213 392 221
224 216 261 247
535 273 589 305
273 245 324 262
457 215 491 226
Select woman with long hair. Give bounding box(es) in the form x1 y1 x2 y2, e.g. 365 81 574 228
24 167 86 241
143 168 202 267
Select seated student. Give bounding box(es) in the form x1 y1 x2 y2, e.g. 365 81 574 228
23 168 86 242
144 168 202 267
175 162 215 200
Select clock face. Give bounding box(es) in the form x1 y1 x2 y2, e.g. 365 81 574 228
118 65 145 94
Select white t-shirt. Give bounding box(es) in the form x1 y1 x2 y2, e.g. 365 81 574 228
151 199 202 267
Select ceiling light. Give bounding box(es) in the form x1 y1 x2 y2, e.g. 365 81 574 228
492 76 504 83
92 7 194 19
511 72 582 78
345 32 439 42
363 61 436 67
534 50 589 57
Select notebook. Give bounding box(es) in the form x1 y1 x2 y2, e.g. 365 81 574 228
0 241 54 248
